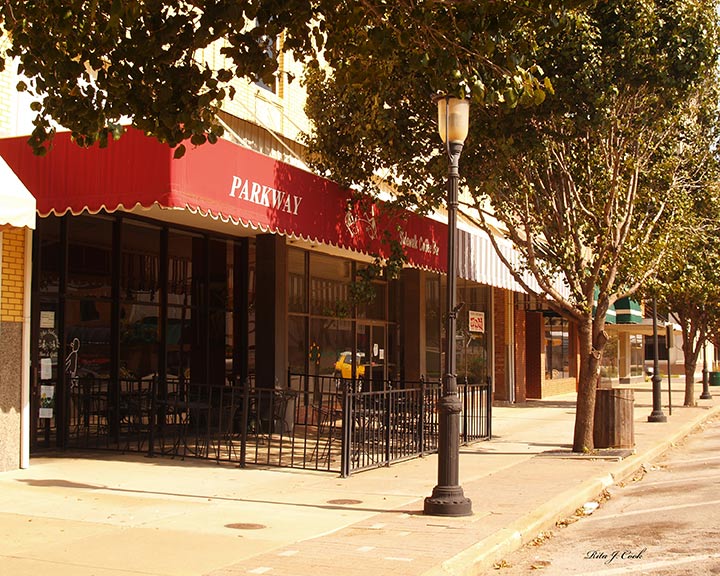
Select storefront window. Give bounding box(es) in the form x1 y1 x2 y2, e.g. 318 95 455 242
357 281 387 321
120 222 161 379
289 248 307 313
248 240 256 377
288 316 308 374
65 299 112 379
310 253 352 317
167 230 197 381
67 215 113 298
310 318 354 377
545 316 570 379
630 334 644 376
425 274 441 380
288 250 396 383
64 215 114 382
38 216 60 297
456 281 490 384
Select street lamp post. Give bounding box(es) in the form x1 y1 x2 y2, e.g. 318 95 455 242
701 340 712 399
648 296 667 422
424 95 472 517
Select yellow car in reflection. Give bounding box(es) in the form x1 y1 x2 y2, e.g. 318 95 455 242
333 351 366 379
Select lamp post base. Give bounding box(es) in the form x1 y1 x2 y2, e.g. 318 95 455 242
648 372 666 422
647 411 667 423
700 370 712 400
423 486 472 517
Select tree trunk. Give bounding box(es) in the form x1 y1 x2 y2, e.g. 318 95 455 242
684 362 696 406
680 318 700 407
573 317 606 452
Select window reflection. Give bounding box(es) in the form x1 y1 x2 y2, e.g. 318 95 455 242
67 215 113 298
545 317 570 380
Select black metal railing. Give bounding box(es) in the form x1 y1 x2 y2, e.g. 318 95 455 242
65 372 492 475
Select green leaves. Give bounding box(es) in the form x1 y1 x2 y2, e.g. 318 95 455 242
304 0 720 347
0 0 319 155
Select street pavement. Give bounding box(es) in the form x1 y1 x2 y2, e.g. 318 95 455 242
1 378 718 576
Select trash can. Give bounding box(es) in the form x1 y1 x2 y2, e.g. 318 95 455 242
594 387 634 449
710 372 720 386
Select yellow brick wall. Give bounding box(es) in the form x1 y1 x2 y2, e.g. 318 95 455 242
1 227 26 323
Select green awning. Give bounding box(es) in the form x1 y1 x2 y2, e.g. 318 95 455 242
614 297 642 324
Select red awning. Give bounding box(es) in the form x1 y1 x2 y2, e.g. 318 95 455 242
0 129 446 271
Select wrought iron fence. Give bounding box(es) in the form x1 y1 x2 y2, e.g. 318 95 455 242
65 372 492 475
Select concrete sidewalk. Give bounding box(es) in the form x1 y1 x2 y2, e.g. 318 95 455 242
1 379 718 576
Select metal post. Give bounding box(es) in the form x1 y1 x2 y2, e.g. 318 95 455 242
665 323 672 416
424 138 472 517
648 297 667 422
667 347 672 417
701 341 712 399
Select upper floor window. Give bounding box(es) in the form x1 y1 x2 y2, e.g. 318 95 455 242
254 34 278 94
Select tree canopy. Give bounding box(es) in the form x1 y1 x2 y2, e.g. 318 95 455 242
0 0 578 156
648 77 720 406
305 0 720 450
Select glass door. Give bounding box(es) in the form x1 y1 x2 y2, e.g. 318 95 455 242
357 323 386 390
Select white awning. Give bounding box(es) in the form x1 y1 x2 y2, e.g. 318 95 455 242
0 154 35 229
458 228 569 297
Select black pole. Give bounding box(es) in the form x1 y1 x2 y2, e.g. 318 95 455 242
701 340 712 399
666 327 672 416
424 137 472 517
648 297 667 422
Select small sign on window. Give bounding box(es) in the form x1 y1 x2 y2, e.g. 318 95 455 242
469 310 485 333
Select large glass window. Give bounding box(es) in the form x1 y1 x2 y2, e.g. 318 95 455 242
120 221 161 379
288 315 308 374
310 318 353 377
166 230 197 382
630 334 644 376
66 215 114 379
356 264 387 321
289 250 395 385
288 248 307 313
425 274 441 380
38 217 61 297
207 238 230 385
33 214 257 449
545 316 570 379
248 240 256 377
65 300 112 379
456 281 490 384
67 215 113 298
310 253 352 317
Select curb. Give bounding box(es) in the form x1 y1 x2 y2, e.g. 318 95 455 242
421 403 720 576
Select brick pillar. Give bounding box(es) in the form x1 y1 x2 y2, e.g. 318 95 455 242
0 227 26 470
526 311 544 399
514 308 527 403
493 288 507 402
